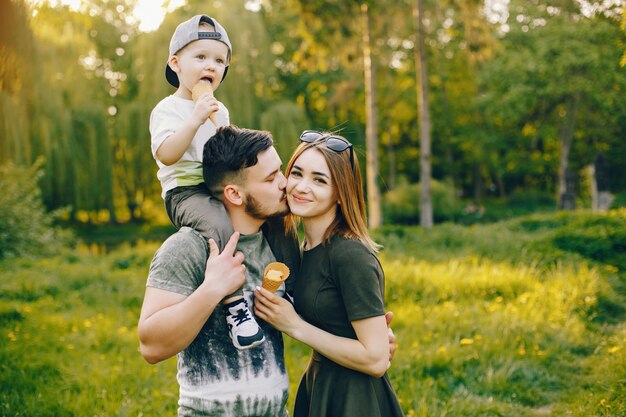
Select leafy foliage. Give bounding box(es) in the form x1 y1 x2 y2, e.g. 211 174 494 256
552 210 626 270
478 12 626 197
382 178 463 224
0 160 72 259
1 1 626 223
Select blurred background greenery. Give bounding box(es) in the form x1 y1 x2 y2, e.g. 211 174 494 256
1 0 625 416
1 0 626 227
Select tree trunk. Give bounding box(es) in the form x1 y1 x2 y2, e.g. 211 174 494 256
557 94 579 210
361 3 382 228
439 59 456 194
387 140 396 190
590 152 612 212
414 0 433 228
473 163 484 201
589 164 598 211
495 170 505 197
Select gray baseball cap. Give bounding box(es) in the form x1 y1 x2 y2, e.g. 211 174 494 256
165 15 232 88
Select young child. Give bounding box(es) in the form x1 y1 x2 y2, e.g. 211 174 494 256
149 14 264 350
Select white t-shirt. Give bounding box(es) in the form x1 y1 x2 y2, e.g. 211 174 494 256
149 95 230 198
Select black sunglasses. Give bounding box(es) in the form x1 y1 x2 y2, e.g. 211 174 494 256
299 130 354 169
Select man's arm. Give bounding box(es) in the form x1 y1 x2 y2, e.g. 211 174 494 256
138 233 245 364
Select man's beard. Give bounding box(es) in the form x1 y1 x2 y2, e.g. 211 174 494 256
244 193 290 220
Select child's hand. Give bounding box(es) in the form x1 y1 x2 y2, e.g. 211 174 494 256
190 94 219 127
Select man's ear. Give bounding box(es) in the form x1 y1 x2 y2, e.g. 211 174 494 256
223 184 243 206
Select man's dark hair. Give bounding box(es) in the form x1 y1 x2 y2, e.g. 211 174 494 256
203 125 274 197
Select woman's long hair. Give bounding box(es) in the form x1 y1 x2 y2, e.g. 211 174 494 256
285 134 381 253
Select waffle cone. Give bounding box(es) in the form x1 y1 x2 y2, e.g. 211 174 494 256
191 81 214 101
262 262 290 293
191 81 217 125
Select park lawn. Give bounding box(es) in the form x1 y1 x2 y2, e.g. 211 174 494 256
0 210 624 416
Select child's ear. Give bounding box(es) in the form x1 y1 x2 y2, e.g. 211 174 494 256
168 55 180 73
223 184 243 206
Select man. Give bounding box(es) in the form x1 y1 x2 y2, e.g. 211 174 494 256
138 125 393 416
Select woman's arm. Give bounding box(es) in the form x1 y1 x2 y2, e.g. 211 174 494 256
254 287 389 377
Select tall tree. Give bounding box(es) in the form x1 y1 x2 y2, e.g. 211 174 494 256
480 3 626 206
622 5 626 67
1 1 120 220
262 0 389 226
4 0 626 226
413 0 433 227
361 2 382 227
0 0 36 164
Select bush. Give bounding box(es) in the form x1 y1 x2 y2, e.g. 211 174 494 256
383 179 463 225
458 190 555 225
552 210 626 270
0 160 72 259
506 188 555 209
611 191 626 208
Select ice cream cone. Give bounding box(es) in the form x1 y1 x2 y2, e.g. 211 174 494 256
262 262 290 293
191 81 218 125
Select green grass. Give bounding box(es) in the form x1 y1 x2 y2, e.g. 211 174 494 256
0 244 179 416
1 210 625 416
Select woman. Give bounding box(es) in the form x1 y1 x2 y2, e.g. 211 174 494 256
254 130 404 417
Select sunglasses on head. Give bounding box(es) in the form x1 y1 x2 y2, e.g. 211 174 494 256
299 130 354 169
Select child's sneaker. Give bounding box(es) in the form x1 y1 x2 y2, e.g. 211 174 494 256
225 298 265 350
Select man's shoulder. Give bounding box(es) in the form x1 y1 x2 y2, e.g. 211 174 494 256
148 227 208 294
158 227 208 257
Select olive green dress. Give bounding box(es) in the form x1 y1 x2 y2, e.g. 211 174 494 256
293 234 404 417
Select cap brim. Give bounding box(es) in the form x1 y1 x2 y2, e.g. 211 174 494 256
165 63 179 88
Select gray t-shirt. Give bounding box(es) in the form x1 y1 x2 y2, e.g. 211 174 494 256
147 227 289 417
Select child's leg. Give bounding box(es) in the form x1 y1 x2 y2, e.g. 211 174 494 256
167 186 243 299
165 184 235 250
166 185 264 349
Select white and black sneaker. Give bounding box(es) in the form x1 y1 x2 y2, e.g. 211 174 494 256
225 298 265 350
